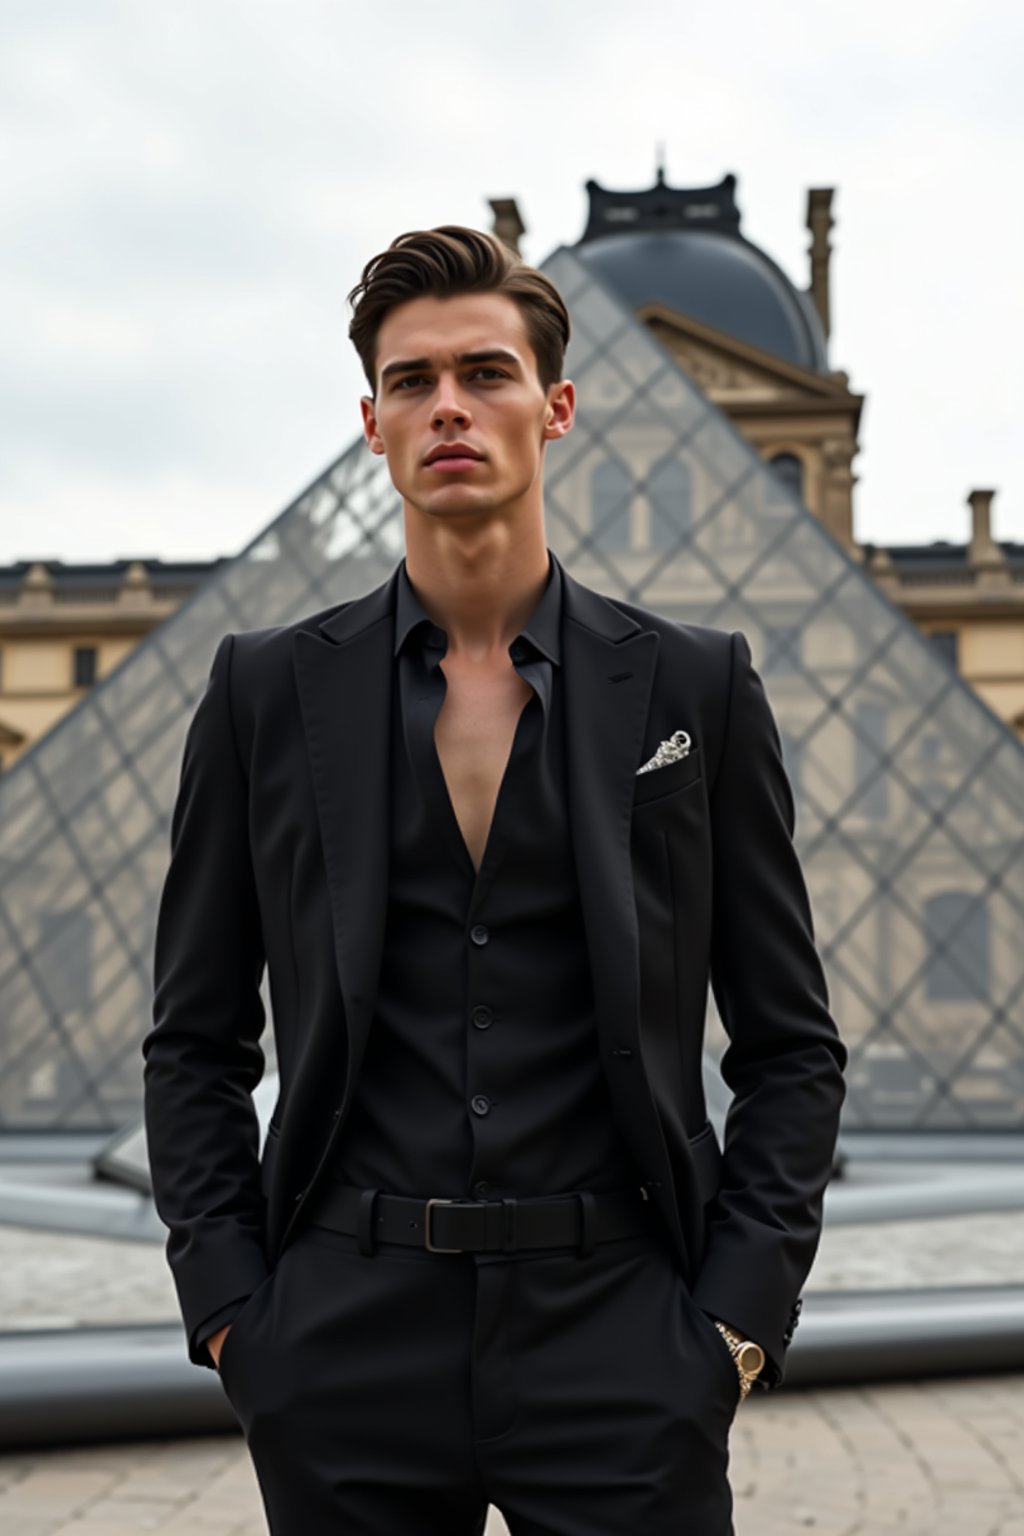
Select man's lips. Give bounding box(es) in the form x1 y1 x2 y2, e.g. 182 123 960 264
424 444 484 470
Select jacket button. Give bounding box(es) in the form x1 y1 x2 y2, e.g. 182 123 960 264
471 1095 490 1116
473 1181 491 1198
470 924 489 946
471 1005 493 1029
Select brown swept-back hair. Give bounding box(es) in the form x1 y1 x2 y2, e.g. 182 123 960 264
347 225 571 396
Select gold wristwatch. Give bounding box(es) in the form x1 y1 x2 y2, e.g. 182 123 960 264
711 1319 766 1402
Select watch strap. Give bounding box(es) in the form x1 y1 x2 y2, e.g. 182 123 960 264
712 1318 763 1401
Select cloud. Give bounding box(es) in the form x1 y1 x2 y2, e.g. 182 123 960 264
2 0 1021 561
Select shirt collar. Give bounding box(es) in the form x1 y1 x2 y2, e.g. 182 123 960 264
393 548 562 667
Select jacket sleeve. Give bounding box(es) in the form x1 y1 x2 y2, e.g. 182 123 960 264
142 631 271 1368
689 629 848 1387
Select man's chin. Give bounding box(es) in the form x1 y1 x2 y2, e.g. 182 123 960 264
416 486 496 518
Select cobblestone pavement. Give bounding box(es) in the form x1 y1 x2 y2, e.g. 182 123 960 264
2 1208 1024 1329
1 1373 1023 1535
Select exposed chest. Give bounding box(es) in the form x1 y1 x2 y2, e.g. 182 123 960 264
432 658 535 873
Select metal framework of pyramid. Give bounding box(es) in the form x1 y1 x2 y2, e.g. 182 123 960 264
1 246 1022 1133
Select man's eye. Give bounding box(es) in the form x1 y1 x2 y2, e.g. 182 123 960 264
394 375 429 390
472 368 506 381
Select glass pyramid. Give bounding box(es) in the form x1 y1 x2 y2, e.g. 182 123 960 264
1 246 1021 1132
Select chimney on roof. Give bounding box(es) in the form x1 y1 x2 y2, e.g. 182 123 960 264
489 197 526 254
968 488 1002 559
118 560 153 607
967 488 1011 592
806 188 834 342
19 562 54 610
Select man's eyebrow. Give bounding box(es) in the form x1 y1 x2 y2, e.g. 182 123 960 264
380 357 430 382
456 349 521 368
379 348 522 382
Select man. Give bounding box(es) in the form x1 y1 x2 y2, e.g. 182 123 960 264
143 225 847 1535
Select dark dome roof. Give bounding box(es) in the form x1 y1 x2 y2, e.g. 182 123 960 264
575 175 829 374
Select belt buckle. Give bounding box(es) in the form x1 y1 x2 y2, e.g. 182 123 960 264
424 1197 463 1253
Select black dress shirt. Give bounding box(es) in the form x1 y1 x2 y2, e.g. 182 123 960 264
327 546 641 1225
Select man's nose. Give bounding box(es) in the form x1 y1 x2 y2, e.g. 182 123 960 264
431 375 471 428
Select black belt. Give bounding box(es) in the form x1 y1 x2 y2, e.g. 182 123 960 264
302 1182 660 1258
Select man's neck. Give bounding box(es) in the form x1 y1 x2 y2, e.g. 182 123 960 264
402 526 551 662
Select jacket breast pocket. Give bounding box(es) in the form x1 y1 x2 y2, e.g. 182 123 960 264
633 747 703 809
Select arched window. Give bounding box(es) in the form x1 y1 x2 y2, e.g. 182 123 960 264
928 630 959 669
647 457 693 551
924 892 990 1002
591 460 632 551
769 452 804 501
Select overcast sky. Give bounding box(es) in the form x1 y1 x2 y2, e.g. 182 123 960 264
2 0 1021 566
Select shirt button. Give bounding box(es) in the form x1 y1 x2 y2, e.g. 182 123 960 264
509 642 527 663
471 1095 490 1116
473 1181 491 1199
470 924 489 947
471 1005 493 1029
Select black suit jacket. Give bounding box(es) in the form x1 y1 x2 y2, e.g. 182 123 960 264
143 551 847 1384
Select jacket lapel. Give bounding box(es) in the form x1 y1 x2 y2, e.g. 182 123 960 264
558 561 673 1199
292 566 399 1118
559 561 659 1044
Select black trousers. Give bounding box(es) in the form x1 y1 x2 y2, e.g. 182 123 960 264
216 1215 739 1535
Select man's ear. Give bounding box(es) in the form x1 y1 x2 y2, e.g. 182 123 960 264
542 379 575 443
360 395 386 456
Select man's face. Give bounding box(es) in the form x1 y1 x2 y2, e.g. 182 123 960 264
360 290 573 524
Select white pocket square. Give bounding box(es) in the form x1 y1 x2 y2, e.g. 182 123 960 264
636 729 693 776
